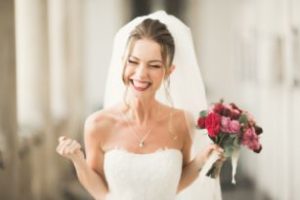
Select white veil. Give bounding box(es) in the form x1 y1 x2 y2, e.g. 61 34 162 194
103 11 222 200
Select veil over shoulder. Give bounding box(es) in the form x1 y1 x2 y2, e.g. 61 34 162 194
103 10 222 200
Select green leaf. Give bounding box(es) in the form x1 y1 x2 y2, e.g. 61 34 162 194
239 114 248 125
217 133 227 145
224 143 240 157
233 136 241 148
219 134 239 154
200 110 208 117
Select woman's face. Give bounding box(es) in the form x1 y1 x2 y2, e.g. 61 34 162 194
124 39 169 99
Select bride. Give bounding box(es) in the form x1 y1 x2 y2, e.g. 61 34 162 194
56 11 224 200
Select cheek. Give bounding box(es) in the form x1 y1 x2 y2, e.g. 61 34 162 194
152 70 166 84
122 66 131 85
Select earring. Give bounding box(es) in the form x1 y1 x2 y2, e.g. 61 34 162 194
123 85 129 108
164 77 174 108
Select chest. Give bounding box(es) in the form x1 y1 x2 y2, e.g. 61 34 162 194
103 119 184 153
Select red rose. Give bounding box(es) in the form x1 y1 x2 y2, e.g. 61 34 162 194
205 113 221 138
213 103 224 114
220 107 231 117
197 117 206 129
254 125 263 135
230 110 241 120
230 103 242 112
254 145 262 153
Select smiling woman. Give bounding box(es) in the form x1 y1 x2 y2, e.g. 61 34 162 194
56 11 224 200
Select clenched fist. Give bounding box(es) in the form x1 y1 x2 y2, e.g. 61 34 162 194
56 136 84 161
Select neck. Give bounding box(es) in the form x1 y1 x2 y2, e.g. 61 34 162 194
126 97 159 125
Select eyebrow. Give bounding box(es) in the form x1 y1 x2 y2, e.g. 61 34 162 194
129 56 163 63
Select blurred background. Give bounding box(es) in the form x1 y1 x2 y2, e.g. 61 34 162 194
0 0 299 199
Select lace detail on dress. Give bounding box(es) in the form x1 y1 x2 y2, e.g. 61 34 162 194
104 149 183 200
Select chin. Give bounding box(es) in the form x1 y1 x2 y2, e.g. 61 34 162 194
129 85 156 99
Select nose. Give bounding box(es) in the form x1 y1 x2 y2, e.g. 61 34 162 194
135 64 147 78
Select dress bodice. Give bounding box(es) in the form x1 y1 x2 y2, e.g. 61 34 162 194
103 148 183 200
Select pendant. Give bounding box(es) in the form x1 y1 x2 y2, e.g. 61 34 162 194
139 141 144 148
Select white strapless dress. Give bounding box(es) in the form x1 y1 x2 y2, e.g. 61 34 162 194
103 148 183 200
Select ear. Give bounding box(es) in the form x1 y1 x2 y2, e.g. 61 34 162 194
166 65 176 77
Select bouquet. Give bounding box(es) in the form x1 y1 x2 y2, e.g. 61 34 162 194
197 99 263 183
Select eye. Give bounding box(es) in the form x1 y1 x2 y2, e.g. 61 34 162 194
149 65 162 69
127 59 138 65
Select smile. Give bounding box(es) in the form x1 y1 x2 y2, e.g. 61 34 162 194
130 79 152 91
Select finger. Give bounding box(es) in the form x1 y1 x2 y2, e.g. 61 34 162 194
57 143 69 155
62 140 75 155
66 141 81 154
212 150 224 159
69 144 81 154
59 136 66 143
58 139 73 155
214 147 224 155
219 152 225 159
56 140 68 154
56 143 64 154
211 144 218 151
73 144 82 155
62 138 73 147
218 147 224 153
217 153 225 160
64 140 81 155
56 145 60 154
213 145 223 152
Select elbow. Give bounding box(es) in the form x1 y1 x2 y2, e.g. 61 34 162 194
95 193 108 200
88 189 108 200
177 173 199 194
176 182 186 194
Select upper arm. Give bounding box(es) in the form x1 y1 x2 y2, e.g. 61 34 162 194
180 111 194 167
84 113 109 177
182 133 192 167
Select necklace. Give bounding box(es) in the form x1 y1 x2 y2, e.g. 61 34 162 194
121 105 161 148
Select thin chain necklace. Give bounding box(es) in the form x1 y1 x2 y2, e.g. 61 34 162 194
121 105 161 148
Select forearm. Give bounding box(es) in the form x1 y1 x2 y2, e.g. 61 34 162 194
177 153 206 193
72 158 108 200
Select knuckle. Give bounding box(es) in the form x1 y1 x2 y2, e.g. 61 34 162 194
66 139 72 143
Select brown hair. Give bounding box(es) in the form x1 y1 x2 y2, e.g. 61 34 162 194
122 18 175 84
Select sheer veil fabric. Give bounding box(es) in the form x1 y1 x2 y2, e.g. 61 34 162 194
103 11 222 200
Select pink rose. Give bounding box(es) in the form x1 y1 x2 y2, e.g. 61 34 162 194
242 127 262 152
220 117 240 133
229 120 240 133
220 116 231 132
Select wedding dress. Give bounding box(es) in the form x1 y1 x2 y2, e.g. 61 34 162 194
103 11 222 200
104 149 183 200
103 146 221 200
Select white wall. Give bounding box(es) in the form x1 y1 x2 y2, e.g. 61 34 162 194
188 0 300 199
83 0 130 115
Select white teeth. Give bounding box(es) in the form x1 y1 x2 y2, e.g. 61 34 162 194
132 80 150 89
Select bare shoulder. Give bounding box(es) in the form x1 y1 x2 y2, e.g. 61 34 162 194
172 108 191 136
160 104 191 137
84 106 121 141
